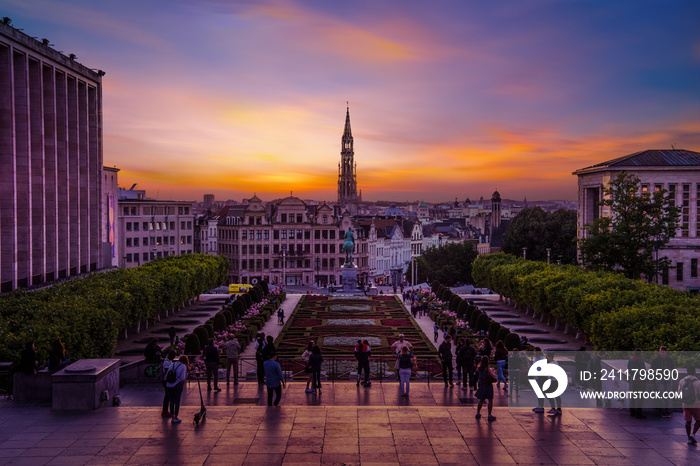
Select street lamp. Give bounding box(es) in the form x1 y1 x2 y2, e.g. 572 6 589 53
522 247 527 260
281 245 287 288
546 248 551 264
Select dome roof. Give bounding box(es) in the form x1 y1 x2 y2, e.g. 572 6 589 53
383 203 405 217
491 190 501 202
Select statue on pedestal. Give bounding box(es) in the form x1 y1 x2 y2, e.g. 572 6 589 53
342 228 355 266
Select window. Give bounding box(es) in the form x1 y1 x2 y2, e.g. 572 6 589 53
315 230 320 239
330 258 335 269
296 260 302 268
188 236 192 244
297 214 303 223
641 184 649 193
281 230 287 240
289 230 295 239
163 222 168 230
256 259 262 269
304 231 310 240
249 230 254 240
179 207 183 215
330 230 336 240
315 244 320 253
274 259 279 268
322 244 328 253
322 215 328 224
297 230 303 239
180 236 185 244
257 230 262 240
274 245 279 254
668 184 676 206
170 236 175 245
264 231 269 240
256 245 262 254
185 207 189 215
264 259 269 268
170 222 175 230
692 259 698 278
304 244 310 253
126 222 132 231
305 259 310 268
187 221 192 230
134 222 139 231
322 258 328 268
288 214 294 224
134 238 139 247
242 231 247 240
256 217 262 225
264 245 269 254
126 253 132 263
123 207 129 216
143 222 148 231
322 230 328 239
682 184 690 237
273 230 279 240
242 260 247 269
126 238 132 247
677 262 684 282
149 237 156 246
281 213 287 222
242 245 247 254
143 252 148 261
662 266 669 285
156 222 161 230
330 244 335 254
181 221 186 229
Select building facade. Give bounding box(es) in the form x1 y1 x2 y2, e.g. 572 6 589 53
117 187 195 269
574 149 700 290
0 21 106 291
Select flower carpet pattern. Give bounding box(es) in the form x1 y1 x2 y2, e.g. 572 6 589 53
275 295 440 378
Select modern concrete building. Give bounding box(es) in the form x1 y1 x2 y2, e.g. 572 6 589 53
0 20 106 291
574 149 700 290
117 187 195 269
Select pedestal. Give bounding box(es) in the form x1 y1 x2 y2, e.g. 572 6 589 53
341 263 359 292
52 359 120 410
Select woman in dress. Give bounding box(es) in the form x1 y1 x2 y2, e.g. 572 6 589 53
475 356 496 421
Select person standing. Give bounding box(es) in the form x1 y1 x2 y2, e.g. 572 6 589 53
48 339 70 372
651 346 675 418
628 348 647 419
678 366 700 444
391 334 413 356
457 340 476 391
309 345 324 395
224 336 241 385
455 338 465 384
398 347 414 397
255 333 266 385
532 348 546 413
302 341 315 393
508 350 521 397
433 323 439 343
545 352 562 415
494 341 509 390
203 338 221 392
168 326 177 346
161 350 176 418
475 356 496 421
264 354 285 406
439 335 454 388
166 355 190 424
144 339 162 362
19 341 39 375
354 339 371 387
261 335 276 361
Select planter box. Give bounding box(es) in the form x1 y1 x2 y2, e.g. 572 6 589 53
52 359 120 411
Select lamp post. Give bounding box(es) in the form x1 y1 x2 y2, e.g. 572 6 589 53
522 247 527 260
282 245 287 288
546 248 551 264
315 257 320 288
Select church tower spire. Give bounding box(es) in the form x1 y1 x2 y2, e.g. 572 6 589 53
338 103 361 215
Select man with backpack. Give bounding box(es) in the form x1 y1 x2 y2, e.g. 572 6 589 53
678 366 700 444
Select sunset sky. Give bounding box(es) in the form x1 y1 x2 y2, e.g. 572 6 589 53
5 0 700 203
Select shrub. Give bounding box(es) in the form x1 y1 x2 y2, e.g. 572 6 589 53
213 312 227 332
222 310 233 326
232 299 246 317
204 324 214 338
504 332 521 350
488 321 501 342
476 314 491 332
431 280 441 293
450 295 462 313
457 300 469 318
496 327 510 343
194 326 209 350
470 310 483 329
184 334 201 355
242 293 253 309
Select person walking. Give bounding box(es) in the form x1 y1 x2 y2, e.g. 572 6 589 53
398 347 414 397
439 335 454 388
532 348 546 413
494 340 509 391
302 341 315 393
545 352 562 415
651 346 675 418
255 333 266 385
203 338 221 392
433 323 439 343
457 340 476 391
261 335 277 361
224 336 241 385
475 355 496 421
166 355 189 424
678 365 700 444
309 345 324 395
161 350 177 418
264 354 285 406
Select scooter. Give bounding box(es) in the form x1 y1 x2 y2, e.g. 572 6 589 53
193 377 206 426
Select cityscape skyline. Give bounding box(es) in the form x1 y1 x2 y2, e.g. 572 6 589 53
4 0 700 202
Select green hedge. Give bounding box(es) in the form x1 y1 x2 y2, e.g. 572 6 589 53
0 254 228 364
472 252 700 351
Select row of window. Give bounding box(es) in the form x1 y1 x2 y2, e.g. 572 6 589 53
218 229 339 241
240 258 338 270
122 206 190 216
125 249 193 262
125 221 192 231
663 259 699 285
125 236 192 247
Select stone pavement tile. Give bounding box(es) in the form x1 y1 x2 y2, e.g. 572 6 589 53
319 452 359 464
433 452 478 465
394 443 433 455
80 431 121 440
96 446 141 458
615 448 678 466
359 451 399 463
395 453 439 464
500 437 539 447
358 443 396 454
17 448 66 458
71 438 113 448
84 456 131 465
389 422 422 431
122 454 168 465
0 441 40 449
544 454 595 465
59 447 104 457
280 453 321 464
5 458 51 466
321 442 359 454
47 456 95 466
247 442 286 454
203 454 246 465
242 452 285 465
588 457 636 466
358 437 395 446
164 454 208 465
0 449 26 458
32 439 76 449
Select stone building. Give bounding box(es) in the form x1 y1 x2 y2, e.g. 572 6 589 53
574 149 700 290
0 20 107 291
337 105 362 216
